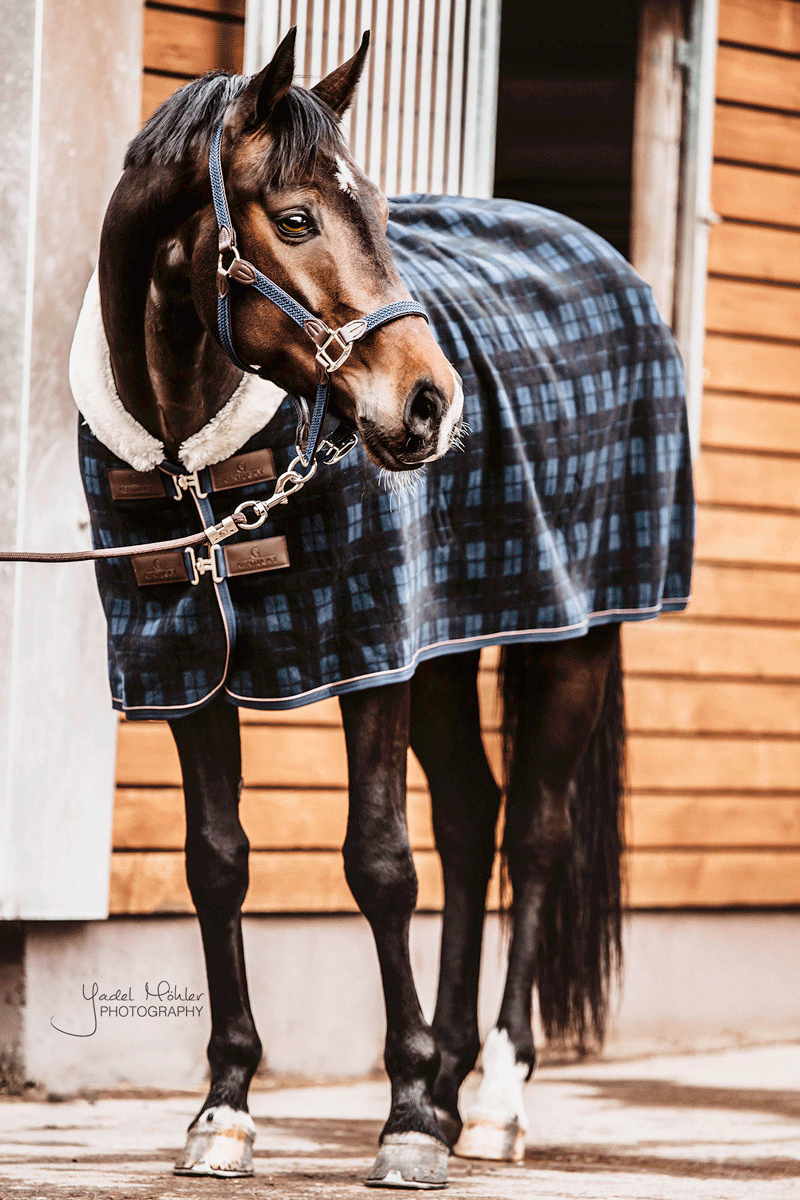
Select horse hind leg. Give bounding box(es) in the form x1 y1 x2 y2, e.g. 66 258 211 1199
340 681 449 1190
456 626 624 1163
167 694 262 1177
409 651 500 1147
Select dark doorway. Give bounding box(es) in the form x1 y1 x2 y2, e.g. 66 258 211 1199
493 0 640 258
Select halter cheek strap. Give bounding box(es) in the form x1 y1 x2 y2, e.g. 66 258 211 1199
209 120 429 468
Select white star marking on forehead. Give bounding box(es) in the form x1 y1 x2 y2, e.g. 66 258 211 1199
334 155 359 199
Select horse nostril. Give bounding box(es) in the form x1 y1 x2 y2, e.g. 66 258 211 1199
405 386 441 438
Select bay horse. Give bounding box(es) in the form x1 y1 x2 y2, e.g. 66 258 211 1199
78 26 693 1190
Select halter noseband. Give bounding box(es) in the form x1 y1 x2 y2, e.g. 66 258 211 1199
209 120 429 468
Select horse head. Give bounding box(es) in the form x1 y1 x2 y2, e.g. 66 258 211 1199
191 29 463 470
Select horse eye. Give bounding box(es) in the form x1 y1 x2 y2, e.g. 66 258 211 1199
275 212 311 237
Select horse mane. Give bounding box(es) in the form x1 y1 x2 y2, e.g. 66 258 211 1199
124 71 346 187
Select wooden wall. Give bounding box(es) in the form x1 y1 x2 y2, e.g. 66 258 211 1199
141 0 245 123
621 0 800 907
111 0 800 915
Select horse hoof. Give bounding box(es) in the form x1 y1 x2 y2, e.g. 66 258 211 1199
365 1132 449 1189
173 1104 255 1176
453 1116 525 1162
434 1107 461 1148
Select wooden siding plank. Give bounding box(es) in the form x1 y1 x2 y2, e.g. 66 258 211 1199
712 162 800 228
114 786 800 852
704 334 800 398
716 43 800 112
706 277 800 343
696 506 800 567
630 734 800 793
108 847 800 912
718 0 800 55
686 563 800 623
708 221 800 286
143 6 244 77
702 393 800 454
714 102 800 173
623 620 800 680
694 449 800 511
108 849 453 913
628 849 800 907
627 677 800 736
115 722 503 789
113 787 435 851
629 795 800 848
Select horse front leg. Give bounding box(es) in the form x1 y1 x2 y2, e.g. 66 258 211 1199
168 694 262 1177
340 681 449 1189
456 626 623 1163
409 652 500 1146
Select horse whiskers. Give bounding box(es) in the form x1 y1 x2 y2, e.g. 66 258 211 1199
450 420 471 453
379 466 426 496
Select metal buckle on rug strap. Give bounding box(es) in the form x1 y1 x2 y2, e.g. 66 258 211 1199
186 544 223 585
170 470 208 500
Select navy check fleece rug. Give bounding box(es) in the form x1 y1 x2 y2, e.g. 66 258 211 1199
79 195 695 718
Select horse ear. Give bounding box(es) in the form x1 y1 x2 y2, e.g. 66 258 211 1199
311 31 370 117
242 26 297 129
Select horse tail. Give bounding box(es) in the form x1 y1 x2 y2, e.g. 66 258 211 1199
498 635 625 1050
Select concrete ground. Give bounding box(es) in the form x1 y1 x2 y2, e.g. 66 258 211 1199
1 1044 798 1200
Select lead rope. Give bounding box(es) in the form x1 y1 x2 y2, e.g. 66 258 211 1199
0 441 351 563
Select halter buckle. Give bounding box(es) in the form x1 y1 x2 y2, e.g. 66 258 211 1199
304 318 367 375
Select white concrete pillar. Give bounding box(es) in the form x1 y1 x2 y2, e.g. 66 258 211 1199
0 0 143 918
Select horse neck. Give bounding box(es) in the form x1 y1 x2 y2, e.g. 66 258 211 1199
98 164 241 459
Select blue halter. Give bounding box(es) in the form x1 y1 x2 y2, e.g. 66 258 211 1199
209 120 429 467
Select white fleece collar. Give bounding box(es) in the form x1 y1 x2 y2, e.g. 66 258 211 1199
69 270 286 473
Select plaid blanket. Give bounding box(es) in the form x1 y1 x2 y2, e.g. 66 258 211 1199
79 195 694 718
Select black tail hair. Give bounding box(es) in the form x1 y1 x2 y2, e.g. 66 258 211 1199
499 637 625 1050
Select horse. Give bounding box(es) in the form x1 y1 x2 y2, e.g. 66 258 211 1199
72 26 694 1190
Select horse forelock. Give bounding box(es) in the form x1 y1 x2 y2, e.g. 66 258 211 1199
124 73 346 191
124 73 248 169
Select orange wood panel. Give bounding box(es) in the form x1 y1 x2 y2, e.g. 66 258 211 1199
706 277 800 343
626 677 800 736
704 334 800 399
718 0 800 55
115 721 503 790
712 163 800 228
143 5 244 77
702 393 800 454
107 846 800 912
694 449 800 512
714 102 800 173
629 734 800 793
687 562 800 623
716 43 800 111
695 506 800 568
622 619 800 681
628 795 800 848
627 849 800 907
708 222 800 286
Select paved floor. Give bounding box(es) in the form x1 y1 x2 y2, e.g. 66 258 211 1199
1 1044 799 1199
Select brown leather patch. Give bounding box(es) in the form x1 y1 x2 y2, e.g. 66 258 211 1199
109 468 167 501
208 449 276 492
224 536 290 576
132 551 189 587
